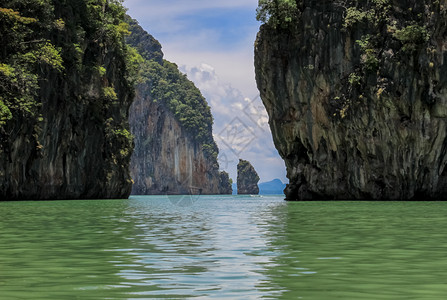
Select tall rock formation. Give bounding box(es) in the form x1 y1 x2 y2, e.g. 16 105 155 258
0 1 134 199
255 1 447 200
237 159 260 195
219 171 233 195
127 19 232 195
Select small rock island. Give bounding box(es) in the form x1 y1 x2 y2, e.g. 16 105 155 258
237 159 260 195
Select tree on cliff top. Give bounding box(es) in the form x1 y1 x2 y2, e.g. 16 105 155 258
0 0 134 131
256 0 298 28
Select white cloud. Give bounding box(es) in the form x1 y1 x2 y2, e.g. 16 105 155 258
124 0 260 97
166 46 258 98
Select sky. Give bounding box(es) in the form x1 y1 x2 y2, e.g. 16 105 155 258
124 0 287 184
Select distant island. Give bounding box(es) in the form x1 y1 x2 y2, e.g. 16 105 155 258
232 178 286 195
259 179 286 195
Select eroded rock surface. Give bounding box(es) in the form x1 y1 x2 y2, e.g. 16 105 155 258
127 20 232 195
0 1 134 200
130 88 230 195
255 1 447 200
237 159 260 195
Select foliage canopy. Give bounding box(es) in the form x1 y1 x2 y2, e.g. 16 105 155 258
0 0 133 132
256 0 298 28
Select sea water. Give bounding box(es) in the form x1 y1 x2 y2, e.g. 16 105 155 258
0 195 447 299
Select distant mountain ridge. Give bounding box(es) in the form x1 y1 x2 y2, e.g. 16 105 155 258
259 179 286 195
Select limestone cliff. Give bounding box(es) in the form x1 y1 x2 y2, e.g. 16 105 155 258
127 19 232 195
219 171 233 195
0 1 134 200
255 0 447 200
237 159 260 195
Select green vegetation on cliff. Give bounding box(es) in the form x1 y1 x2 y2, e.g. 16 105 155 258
125 16 163 64
0 3 57 125
0 0 136 199
0 0 135 128
256 0 298 28
126 18 218 160
255 0 447 200
145 60 215 148
257 0 443 120
126 18 234 195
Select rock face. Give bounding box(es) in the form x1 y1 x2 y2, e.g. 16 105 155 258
237 159 260 195
127 20 232 195
0 1 134 200
130 86 229 195
255 1 447 200
219 171 233 195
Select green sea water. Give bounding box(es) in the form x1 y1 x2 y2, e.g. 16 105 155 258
0 195 446 299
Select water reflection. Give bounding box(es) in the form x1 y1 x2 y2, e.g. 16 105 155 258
1 198 447 299
258 201 447 299
108 195 286 298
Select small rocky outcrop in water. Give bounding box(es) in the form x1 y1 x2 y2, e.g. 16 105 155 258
127 19 232 195
237 159 260 195
255 1 447 200
0 1 134 199
219 171 233 195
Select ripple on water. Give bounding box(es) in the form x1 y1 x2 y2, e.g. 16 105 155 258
1 198 447 298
